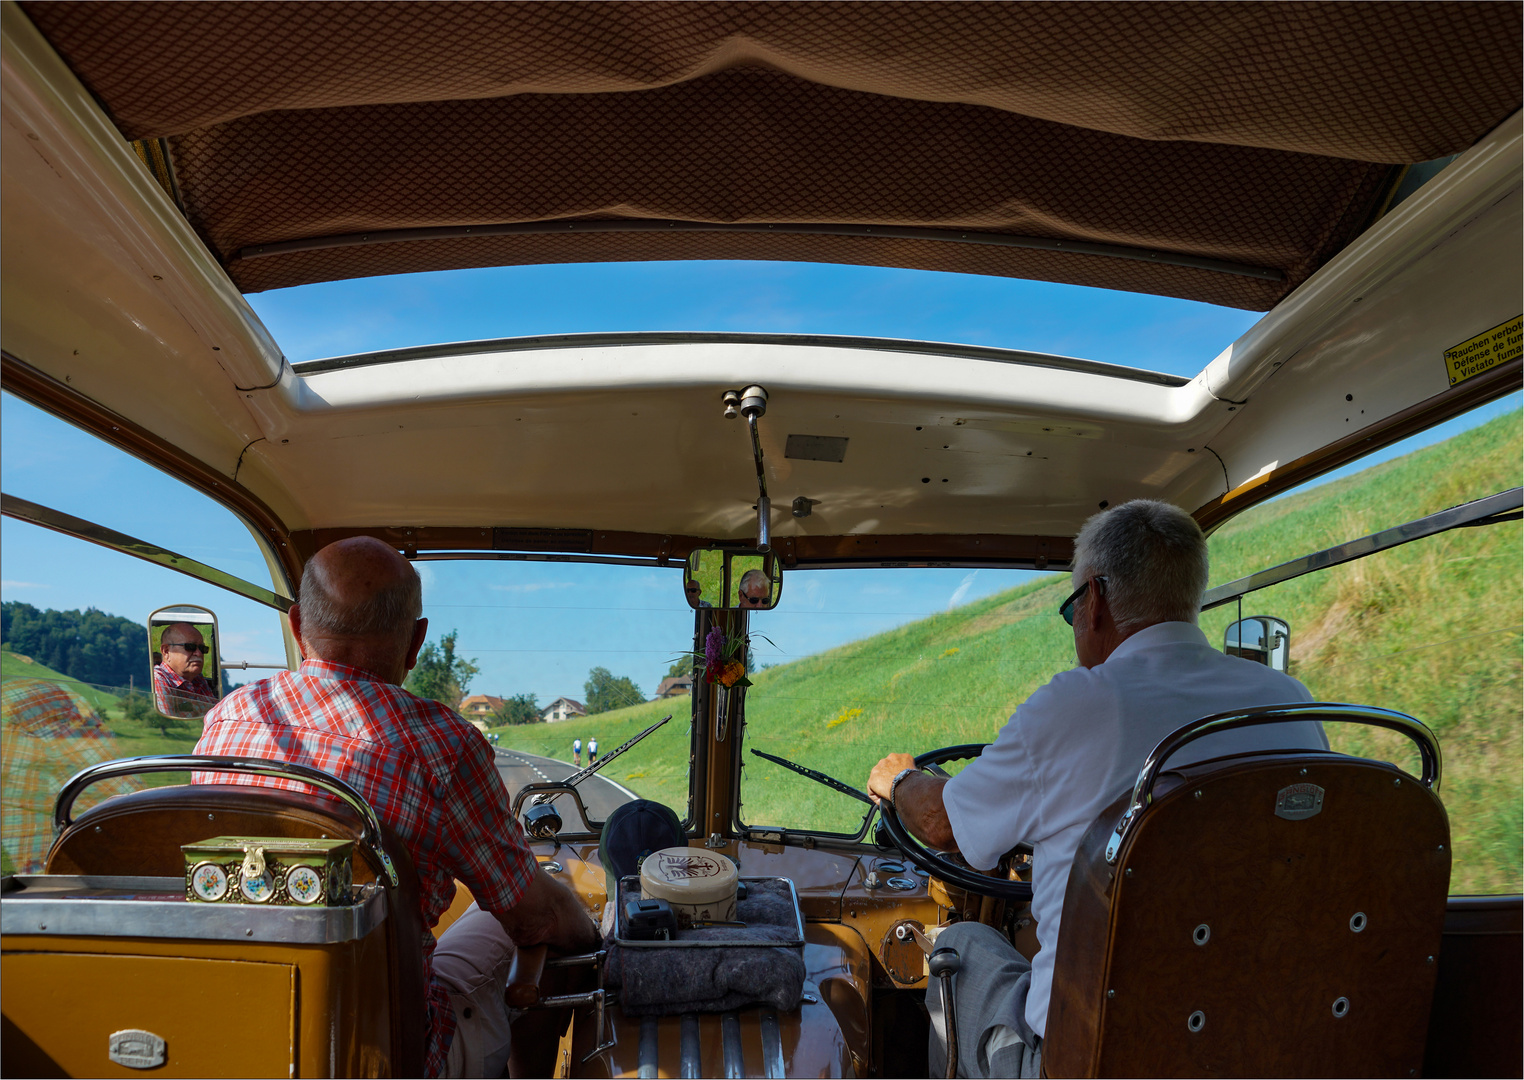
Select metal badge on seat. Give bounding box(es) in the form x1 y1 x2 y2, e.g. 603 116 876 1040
1275 782 1325 820
108 1030 166 1069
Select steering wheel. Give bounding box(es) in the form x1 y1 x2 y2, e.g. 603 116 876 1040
876 744 1034 903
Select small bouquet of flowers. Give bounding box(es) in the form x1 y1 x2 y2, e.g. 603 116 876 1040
702 626 751 689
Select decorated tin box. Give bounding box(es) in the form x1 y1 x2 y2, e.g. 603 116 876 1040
182 836 355 906
638 846 739 927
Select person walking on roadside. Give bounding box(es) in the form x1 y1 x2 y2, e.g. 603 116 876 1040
573 737 582 767
588 737 598 765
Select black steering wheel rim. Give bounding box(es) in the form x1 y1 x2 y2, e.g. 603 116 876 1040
876 743 1034 903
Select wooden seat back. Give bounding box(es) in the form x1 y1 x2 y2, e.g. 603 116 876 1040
1045 749 1449 1077
47 783 430 1077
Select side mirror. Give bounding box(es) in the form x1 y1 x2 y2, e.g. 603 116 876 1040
1224 616 1290 673
148 604 222 720
683 549 783 611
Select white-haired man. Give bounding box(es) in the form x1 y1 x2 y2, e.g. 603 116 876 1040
867 500 1327 1078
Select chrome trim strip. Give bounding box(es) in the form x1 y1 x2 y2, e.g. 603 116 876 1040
638 1018 659 1080
1202 488 1522 611
410 551 667 568
0 493 292 612
760 1011 786 1079
680 1013 702 1079
54 756 399 886
238 220 1283 283
1 876 386 943
1104 703 1442 863
721 1012 745 1079
292 330 1192 387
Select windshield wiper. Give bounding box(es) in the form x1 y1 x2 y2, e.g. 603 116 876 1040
749 748 874 806
532 715 670 804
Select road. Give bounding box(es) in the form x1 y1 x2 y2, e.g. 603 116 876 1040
494 748 638 827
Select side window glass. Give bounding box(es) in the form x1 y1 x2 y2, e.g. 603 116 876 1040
1203 406 1522 893
2 392 289 874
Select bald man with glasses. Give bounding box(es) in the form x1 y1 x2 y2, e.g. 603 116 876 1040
153 622 220 717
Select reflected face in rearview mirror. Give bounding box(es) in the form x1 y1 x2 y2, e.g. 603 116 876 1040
149 605 221 720
682 549 783 610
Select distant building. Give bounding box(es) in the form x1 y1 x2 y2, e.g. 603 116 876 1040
654 675 694 699
542 697 587 722
465 718 489 735
460 694 505 718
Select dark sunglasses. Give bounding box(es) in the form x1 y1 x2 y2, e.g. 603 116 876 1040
741 592 767 606
1058 576 1107 626
166 642 211 654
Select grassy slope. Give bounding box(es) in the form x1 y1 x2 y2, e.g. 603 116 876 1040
0 648 201 755
495 411 1522 892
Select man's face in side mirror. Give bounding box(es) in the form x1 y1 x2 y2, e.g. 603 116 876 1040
160 623 207 678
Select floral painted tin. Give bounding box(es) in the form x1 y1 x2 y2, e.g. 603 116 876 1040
182 835 355 906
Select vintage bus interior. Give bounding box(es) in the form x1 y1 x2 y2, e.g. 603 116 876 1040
2 3 1520 1077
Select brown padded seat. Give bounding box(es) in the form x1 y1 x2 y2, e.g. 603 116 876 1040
1044 748 1449 1078
48 783 430 1077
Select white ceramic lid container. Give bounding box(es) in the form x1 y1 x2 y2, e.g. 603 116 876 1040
638 847 739 926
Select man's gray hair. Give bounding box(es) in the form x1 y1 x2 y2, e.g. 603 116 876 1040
298 558 422 638
1071 499 1209 632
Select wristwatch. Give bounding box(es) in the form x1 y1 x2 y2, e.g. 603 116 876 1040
888 766 918 808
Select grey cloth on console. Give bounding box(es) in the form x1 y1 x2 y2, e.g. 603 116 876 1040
605 878 805 1016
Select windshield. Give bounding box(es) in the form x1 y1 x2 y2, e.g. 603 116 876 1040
421 562 698 828
740 568 1062 837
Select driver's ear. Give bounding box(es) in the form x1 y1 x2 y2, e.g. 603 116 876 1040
1084 576 1109 632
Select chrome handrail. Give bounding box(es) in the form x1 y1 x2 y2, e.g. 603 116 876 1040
52 755 399 886
1104 703 1441 864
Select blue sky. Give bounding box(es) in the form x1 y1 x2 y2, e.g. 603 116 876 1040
2 260 1515 703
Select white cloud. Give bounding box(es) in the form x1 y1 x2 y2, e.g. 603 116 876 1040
1 580 48 588
947 571 979 609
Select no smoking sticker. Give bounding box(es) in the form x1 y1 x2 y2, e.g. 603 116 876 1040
1444 316 1522 386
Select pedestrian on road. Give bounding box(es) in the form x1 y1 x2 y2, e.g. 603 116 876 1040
573 737 582 767
589 737 598 765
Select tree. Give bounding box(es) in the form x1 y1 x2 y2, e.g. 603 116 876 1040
666 654 694 678
584 667 643 715
492 693 541 725
404 630 480 710
121 689 152 723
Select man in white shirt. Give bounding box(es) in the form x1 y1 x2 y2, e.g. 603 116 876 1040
867 500 1327 1078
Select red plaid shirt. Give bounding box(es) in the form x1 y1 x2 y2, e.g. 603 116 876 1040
152 663 219 717
194 659 536 1076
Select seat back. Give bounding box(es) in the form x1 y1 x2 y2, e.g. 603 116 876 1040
1045 709 1450 1078
48 781 430 1077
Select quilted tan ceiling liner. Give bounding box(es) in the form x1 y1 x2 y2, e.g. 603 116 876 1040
27 1 1521 159
22 2 1523 308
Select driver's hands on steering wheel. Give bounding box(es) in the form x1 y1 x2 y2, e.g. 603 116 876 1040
867 752 919 804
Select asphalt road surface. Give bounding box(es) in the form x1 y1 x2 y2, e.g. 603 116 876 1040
495 748 638 828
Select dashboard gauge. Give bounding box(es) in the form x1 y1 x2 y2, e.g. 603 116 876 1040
286 865 324 905
190 861 229 902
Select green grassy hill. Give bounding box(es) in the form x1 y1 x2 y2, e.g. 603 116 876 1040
0 648 201 755
496 411 1522 892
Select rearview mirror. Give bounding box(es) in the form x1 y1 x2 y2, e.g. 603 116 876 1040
148 604 222 719
683 549 783 610
1224 616 1289 673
